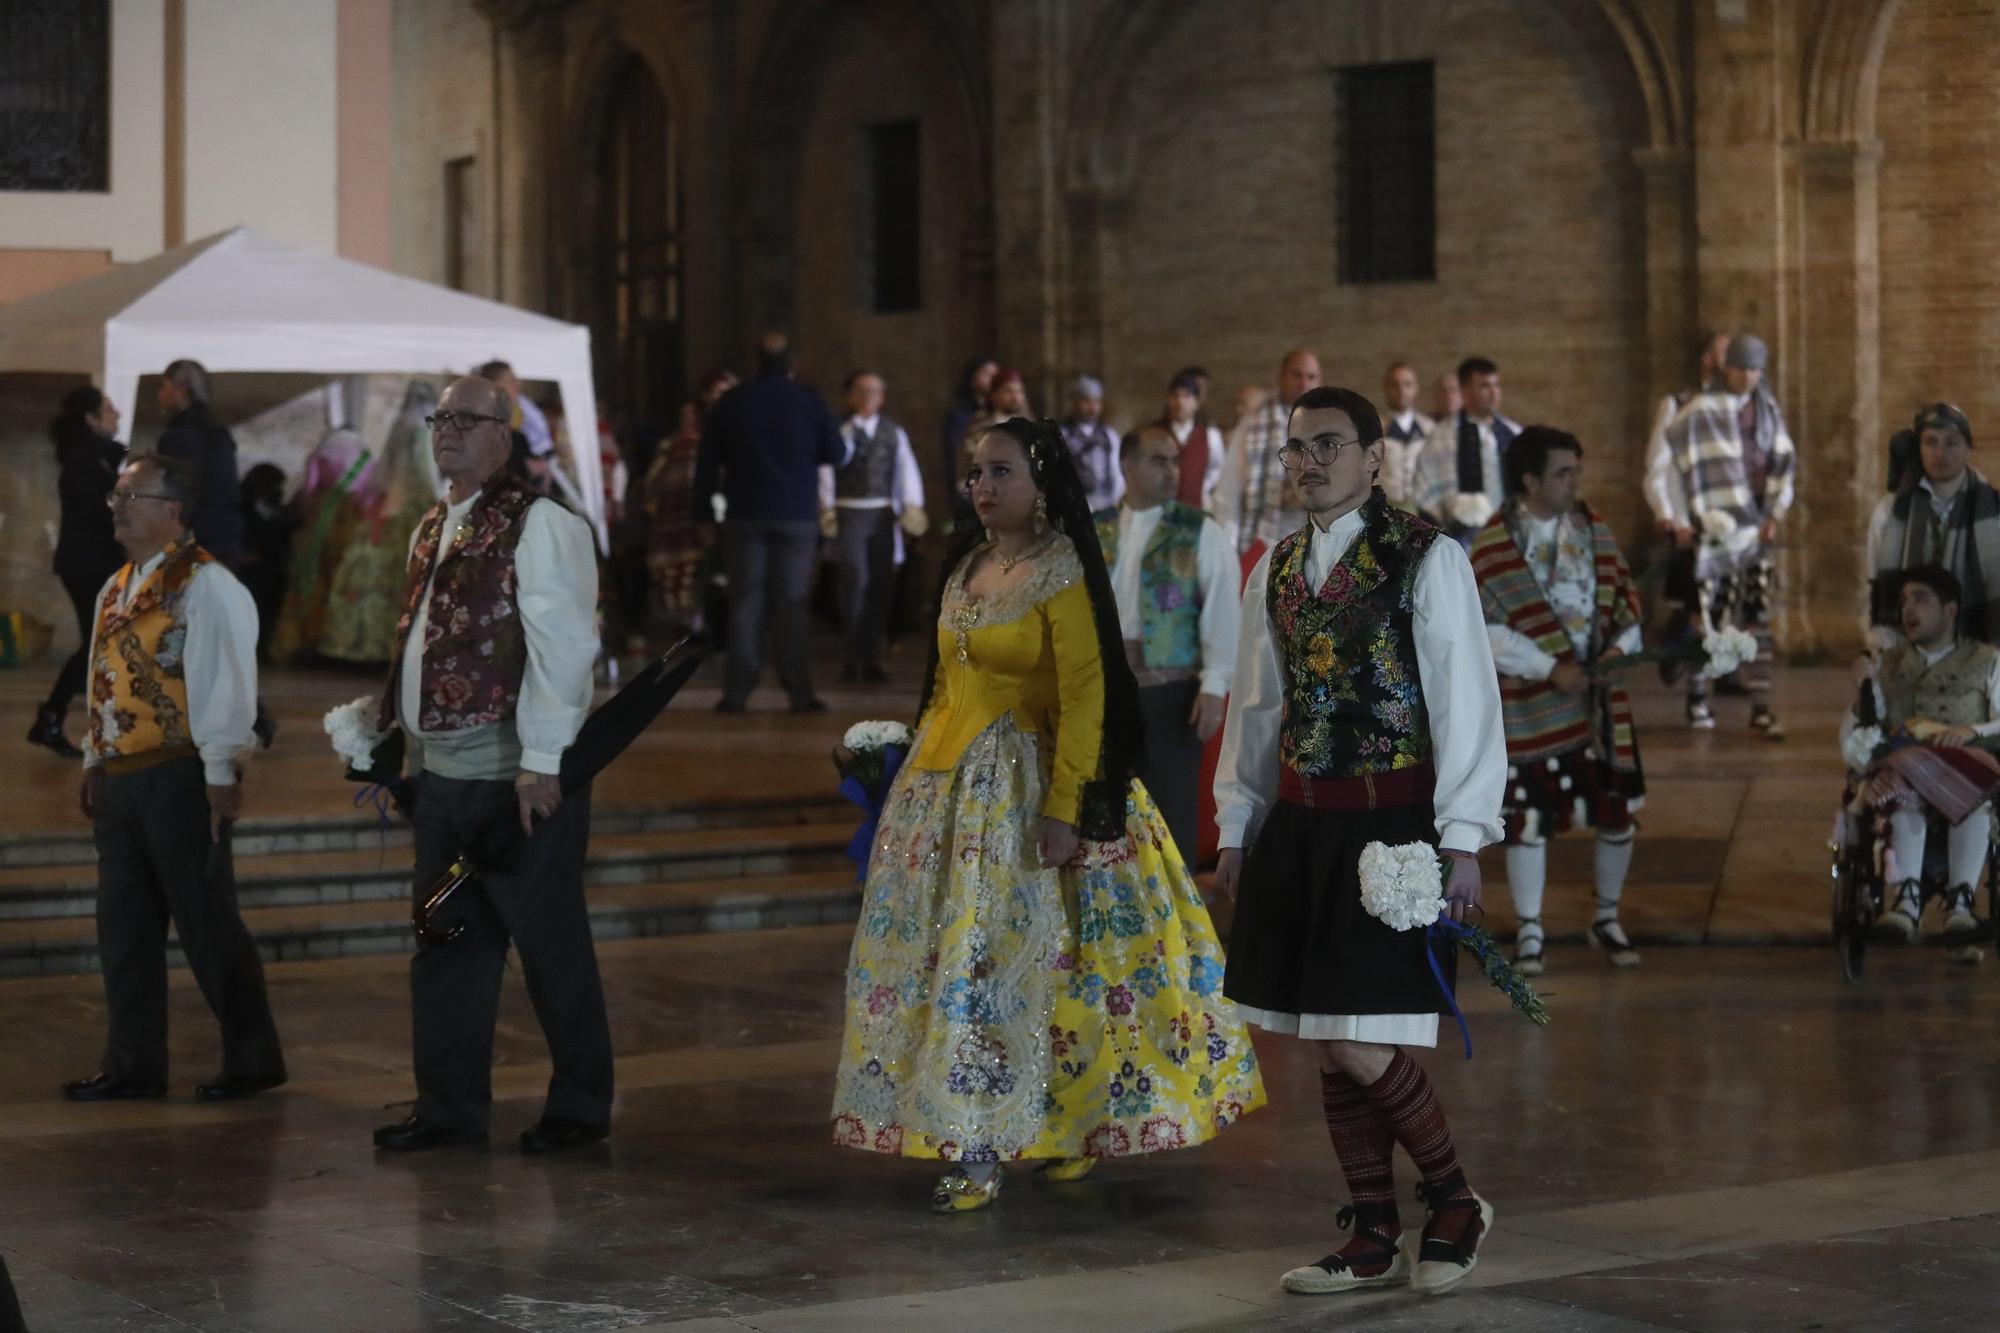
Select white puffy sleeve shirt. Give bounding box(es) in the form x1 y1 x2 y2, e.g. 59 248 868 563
401 495 598 777
1215 505 1507 854
1109 505 1240 698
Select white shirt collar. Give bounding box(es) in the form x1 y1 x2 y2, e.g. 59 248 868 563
1168 418 1195 442
851 414 881 435
1310 504 1367 543
1921 639 1959 665
1393 408 1419 431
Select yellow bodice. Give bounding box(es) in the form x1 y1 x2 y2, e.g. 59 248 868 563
912 536 1105 825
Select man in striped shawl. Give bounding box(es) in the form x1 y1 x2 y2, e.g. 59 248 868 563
1471 427 1644 977
1864 404 2000 654
1655 333 1796 737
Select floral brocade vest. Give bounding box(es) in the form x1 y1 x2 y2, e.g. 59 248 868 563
89 538 214 761
377 477 537 733
1266 495 1441 776
1094 501 1204 671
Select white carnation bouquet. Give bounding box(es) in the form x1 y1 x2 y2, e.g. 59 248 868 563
1358 840 1550 1032
324 695 390 771
1700 627 1759 679
1698 509 1740 543
1449 493 1495 531
1842 724 1884 775
834 718 913 791
842 720 912 753
1358 841 1446 931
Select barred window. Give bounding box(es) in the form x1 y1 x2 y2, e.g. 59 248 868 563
0 0 111 192
1335 61 1435 284
863 120 921 313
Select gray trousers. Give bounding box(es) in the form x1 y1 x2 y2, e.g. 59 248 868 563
1134 679 1204 868
722 519 820 705
833 507 897 673
93 757 284 1084
410 773 612 1133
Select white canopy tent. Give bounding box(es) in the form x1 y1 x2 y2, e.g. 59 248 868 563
0 226 605 547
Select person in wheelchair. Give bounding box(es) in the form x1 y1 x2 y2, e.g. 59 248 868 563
1845 564 2000 940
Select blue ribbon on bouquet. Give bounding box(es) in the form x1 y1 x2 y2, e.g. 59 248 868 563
354 782 395 831
839 745 907 882
1424 917 1475 1061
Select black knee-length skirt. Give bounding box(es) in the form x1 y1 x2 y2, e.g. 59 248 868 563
1223 798 1456 1043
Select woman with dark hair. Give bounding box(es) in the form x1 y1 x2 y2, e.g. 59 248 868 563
29 386 125 758
939 356 998 490
831 416 1264 1213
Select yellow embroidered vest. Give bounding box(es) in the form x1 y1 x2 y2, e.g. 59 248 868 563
89 539 215 761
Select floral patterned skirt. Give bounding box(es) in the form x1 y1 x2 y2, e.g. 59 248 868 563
831 715 1265 1162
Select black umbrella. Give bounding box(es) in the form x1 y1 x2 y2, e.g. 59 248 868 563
414 634 710 946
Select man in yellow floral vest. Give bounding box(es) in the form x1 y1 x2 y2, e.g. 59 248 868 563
67 454 284 1104
370 375 608 1156
1095 425 1238 864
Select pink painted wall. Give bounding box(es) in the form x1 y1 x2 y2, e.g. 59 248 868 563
337 0 394 267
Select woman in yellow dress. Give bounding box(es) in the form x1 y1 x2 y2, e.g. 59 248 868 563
831 417 1265 1213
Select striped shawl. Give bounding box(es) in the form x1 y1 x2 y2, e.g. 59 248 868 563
1660 386 1796 579
1470 502 1642 768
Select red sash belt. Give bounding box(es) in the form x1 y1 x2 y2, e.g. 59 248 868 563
1278 763 1436 811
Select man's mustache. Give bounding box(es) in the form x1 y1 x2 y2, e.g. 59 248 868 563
1300 470 1328 486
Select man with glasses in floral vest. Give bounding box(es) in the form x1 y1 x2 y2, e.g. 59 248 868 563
66 453 284 1105
1216 385 1507 1300
371 375 609 1156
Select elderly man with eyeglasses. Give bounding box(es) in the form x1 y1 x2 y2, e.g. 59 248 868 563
370 374 611 1156
1215 385 1507 1299
66 453 286 1105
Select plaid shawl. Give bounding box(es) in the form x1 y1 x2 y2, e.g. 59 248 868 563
1470 501 1642 768
1869 471 2000 644
1661 385 1796 578
1859 744 2000 825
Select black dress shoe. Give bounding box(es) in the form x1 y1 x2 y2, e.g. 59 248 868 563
63 1073 167 1102
715 698 747 715
519 1117 609 1154
373 1115 486 1151
252 710 280 750
194 1072 287 1102
789 696 828 715
26 708 84 760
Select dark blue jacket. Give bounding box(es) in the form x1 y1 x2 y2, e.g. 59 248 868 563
695 371 847 524
157 403 245 561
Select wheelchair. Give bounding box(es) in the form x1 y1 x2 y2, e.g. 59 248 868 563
1829 792 2000 982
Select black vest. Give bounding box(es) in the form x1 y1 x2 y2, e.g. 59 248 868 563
836 416 900 501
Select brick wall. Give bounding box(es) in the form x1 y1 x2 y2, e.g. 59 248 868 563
1877 0 2000 461
1084 0 1652 537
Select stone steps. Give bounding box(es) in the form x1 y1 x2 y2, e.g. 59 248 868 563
0 793 867 976
0 791 854 868
0 870 863 977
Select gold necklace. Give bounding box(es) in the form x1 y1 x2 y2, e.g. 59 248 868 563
992 530 1056 573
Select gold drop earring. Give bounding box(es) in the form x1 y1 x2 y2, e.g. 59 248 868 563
1033 495 1049 530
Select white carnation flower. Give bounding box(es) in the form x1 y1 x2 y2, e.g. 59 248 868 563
1700 627 1760 679
1842 724 1883 774
1700 510 1740 542
1358 840 1447 933
842 719 912 752
323 695 387 770
1449 493 1495 530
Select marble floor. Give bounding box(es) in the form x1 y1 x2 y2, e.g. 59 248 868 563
5 654 1998 1329
4 932 1999 1331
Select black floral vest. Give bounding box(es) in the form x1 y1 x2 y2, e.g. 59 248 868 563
1265 493 1441 777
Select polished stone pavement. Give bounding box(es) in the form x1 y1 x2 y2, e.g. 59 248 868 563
4 929 1999 1331
5 656 1998 1328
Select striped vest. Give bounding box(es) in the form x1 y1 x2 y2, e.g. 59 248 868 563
1095 501 1205 671
1265 493 1439 777
88 538 215 762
